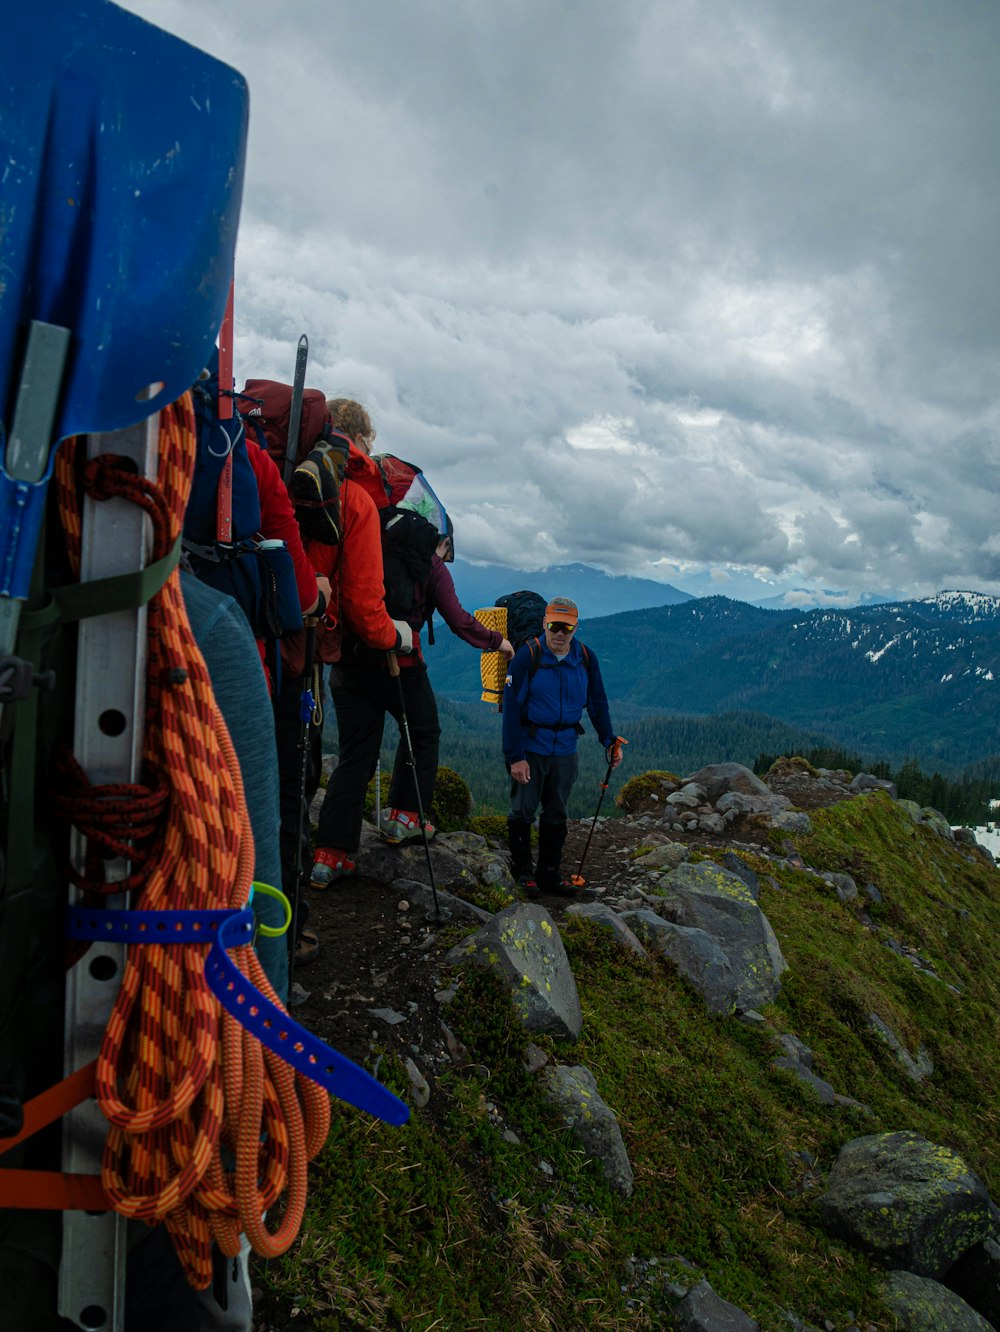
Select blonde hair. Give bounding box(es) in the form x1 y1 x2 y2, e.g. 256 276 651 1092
326 398 375 452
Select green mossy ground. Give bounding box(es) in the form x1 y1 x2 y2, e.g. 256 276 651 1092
259 788 1000 1330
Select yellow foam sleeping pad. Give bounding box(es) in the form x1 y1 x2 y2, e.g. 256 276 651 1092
475 606 507 708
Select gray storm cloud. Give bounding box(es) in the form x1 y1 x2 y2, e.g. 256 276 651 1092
126 0 1000 600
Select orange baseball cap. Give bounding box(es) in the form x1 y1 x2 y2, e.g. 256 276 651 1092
545 597 579 625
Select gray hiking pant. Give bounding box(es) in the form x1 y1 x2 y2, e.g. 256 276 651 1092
507 751 578 826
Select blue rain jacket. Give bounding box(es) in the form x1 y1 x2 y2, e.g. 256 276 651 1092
502 636 614 763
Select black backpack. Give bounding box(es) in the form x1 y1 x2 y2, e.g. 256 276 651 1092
381 505 440 628
495 589 547 652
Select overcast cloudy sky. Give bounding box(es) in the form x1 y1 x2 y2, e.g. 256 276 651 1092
128 0 999 605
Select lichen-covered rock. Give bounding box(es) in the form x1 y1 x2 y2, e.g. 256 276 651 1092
445 904 583 1040
359 824 476 891
634 842 689 872
539 1064 634 1196
771 811 813 835
622 909 739 1014
720 852 761 901
653 862 788 1010
881 1269 995 1330
918 808 955 841
672 1278 761 1329
565 902 647 957
817 1132 992 1277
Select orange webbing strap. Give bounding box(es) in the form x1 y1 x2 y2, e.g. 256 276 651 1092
0 1060 109 1211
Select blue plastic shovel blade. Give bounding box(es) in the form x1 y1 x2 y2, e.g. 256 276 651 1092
0 0 248 441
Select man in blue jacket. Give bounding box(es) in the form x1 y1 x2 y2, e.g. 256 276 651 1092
503 596 622 894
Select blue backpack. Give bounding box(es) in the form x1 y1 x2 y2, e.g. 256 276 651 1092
182 351 302 642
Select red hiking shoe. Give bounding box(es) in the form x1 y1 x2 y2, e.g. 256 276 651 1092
310 848 357 889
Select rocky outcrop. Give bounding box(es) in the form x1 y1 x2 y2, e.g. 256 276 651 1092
817 1132 992 1278
539 1064 634 1196
867 1013 934 1083
564 901 647 957
622 908 739 1014
358 824 514 893
445 903 583 1040
881 1269 995 1331
671 1278 761 1330
648 861 788 1010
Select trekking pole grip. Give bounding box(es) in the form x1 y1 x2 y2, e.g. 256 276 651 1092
387 651 400 678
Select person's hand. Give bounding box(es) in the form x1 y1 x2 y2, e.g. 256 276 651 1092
392 620 414 653
315 575 332 607
498 637 515 662
606 742 624 768
510 759 531 785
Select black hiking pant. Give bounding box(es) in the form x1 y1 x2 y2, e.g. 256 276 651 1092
507 751 578 886
316 660 440 853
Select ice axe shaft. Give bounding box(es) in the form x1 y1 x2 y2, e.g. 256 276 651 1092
571 736 628 887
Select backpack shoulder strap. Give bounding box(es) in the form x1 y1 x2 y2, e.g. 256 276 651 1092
527 636 543 677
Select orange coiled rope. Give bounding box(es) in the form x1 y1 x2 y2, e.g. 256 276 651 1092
54 398 330 1287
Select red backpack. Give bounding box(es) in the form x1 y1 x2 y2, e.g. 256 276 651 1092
241 379 349 545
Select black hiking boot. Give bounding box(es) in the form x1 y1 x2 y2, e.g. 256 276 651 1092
508 817 536 894
535 820 572 894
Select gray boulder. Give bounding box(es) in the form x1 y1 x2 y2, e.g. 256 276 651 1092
771 811 812 835
716 789 792 816
358 823 477 892
654 862 788 1010
539 1064 634 1196
445 904 583 1041
881 1270 995 1331
720 853 761 901
400 882 493 925
622 909 739 1014
565 902 647 957
918 807 956 841
685 762 777 805
672 1279 760 1330
867 1014 934 1083
634 842 689 872
772 1055 836 1106
817 1132 992 1277
821 871 859 903
851 772 898 798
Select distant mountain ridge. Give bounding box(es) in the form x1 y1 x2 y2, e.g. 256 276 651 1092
426 588 1000 770
449 559 692 619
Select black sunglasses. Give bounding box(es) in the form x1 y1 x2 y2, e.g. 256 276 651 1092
547 622 576 634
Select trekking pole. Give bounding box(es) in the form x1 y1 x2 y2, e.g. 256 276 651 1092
375 758 382 833
386 651 449 923
571 736 628 887
289 617 320 972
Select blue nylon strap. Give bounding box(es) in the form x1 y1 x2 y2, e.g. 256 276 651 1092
66 905 409 1126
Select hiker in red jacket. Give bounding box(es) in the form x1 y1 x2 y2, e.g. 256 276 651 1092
272 401 410 963
306 404 512 885
303 404 417 886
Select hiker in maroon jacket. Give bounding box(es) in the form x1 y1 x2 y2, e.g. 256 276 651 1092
310 534 513 881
